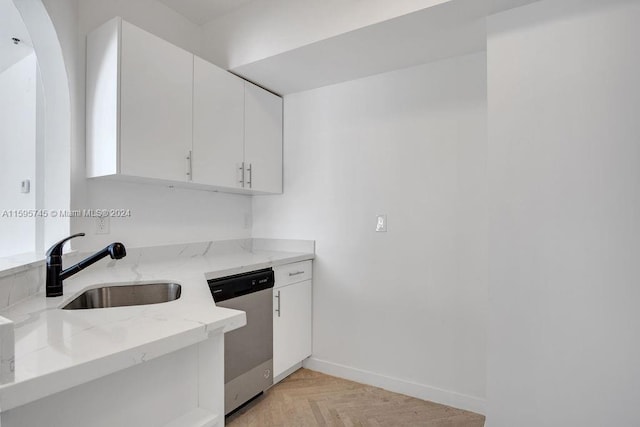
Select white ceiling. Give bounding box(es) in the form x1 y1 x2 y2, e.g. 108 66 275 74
0 0 34 74
158 0 256 25
232 0 541 95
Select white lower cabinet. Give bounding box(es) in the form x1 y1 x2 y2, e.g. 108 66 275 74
273 262 312 379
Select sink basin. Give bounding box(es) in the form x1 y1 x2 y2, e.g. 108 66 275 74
62 282 182 310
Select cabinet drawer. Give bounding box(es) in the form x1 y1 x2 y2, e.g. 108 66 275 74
275 260 312 288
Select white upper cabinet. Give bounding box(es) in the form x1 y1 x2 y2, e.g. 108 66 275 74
87 18 283 194
120 21 193 181
87 18 193 182
192 57 245 188
244 82 283 194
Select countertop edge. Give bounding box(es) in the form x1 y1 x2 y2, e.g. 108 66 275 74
204 253 315 280
0 309 245 412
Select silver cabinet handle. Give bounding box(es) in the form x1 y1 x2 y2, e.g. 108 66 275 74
289 271 305 277
239 162 245 187
186 150 192 181
247 163 252 188
275 290 281 317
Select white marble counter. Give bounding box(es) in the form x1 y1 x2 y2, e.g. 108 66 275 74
0 253 44 279
0 240 314 412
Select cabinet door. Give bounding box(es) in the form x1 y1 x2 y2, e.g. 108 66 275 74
119 21 193 181
193 57 245 187
244 82 283 194
273 280 312 378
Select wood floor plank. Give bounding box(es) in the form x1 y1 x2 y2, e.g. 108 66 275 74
226 369 485 427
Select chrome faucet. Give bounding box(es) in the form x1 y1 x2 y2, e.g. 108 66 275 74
45 233 126 297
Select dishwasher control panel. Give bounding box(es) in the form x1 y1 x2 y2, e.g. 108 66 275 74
208 268 274 302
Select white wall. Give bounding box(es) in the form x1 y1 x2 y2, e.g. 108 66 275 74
253 52 488 413
3 0 70 256
42 0 252 252
201 0 450 69
0 54 37 257
0 0 33 74
26 0 74 253
486 0 640 425
77 181 251 249
77 0 202 57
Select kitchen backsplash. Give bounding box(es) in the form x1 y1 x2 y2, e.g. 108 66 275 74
0 264 44 310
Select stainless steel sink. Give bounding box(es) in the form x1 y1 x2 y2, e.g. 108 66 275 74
62 282 181 310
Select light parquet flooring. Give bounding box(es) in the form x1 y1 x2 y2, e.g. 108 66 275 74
226 369 485 427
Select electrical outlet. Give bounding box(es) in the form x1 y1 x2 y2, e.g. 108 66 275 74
376 214 387 232
95 216 110 235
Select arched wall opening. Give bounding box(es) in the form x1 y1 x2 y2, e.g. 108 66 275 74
12 0 70 254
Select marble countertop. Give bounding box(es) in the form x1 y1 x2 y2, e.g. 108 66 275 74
0 253 44 279
0 240 314 412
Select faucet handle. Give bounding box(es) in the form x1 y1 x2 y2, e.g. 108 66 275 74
46 233 86 257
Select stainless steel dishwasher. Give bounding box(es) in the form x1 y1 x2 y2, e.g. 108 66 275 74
208 268 274 415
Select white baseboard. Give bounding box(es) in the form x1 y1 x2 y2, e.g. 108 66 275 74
302 357 486 415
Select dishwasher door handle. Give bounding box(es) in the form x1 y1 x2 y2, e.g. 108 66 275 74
274 290 281 317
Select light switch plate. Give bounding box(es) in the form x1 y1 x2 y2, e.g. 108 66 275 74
20 180 30 194
376 214 387 232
